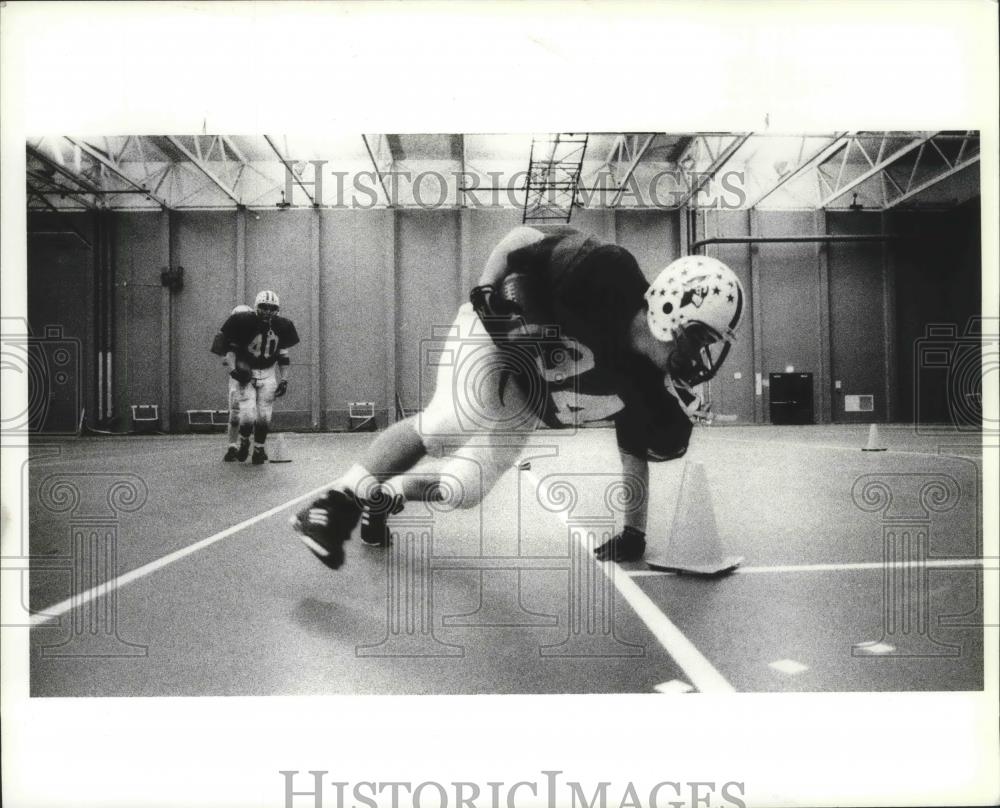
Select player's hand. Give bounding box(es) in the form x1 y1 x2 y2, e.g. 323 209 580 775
275 379 288 398
230 366 252 385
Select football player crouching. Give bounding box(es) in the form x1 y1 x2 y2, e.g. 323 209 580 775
291 225 744 570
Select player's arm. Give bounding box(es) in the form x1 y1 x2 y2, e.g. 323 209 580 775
618 450 650 533
592 448 649 562
275 349 291 396
475 226 545 288
471 227 551 341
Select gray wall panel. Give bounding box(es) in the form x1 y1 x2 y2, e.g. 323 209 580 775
171 212 237 417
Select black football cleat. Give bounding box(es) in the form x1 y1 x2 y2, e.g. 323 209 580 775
251 446 268 465
359 487 404 547
223 446 239 462
290 489 362 570
236 438 250 462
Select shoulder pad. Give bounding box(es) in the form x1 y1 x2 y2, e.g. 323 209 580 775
272 316 300 348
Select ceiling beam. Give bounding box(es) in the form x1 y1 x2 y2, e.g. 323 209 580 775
675 133 751 208
819 132 936 208
65 137 171 209
361 134 393 206
26 171 98 209
748 133 851 208
220 135 250 165
883 153 980 210
609 133 658 207
165 135 242 206
263 134 315 206
26 144 103 195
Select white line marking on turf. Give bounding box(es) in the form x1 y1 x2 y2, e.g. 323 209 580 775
628 558 989 577
525 470 735 694
29 480 337 627
654 679 695 694
853 641 896 655
768 659 809 676
700 434 981 459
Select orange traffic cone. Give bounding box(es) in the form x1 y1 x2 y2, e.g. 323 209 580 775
646 461 743 576
269 433 292 463
861 423 887 452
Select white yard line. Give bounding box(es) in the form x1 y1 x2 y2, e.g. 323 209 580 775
525 470 735 694
700 434 982 458
628 558 990 577
29 481 336 626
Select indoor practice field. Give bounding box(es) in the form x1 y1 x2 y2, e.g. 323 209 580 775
24 424 984 696
14 131 991 700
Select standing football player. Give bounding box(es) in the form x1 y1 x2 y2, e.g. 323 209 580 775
292 226 743 569
211 291 300 464
212 304 254 460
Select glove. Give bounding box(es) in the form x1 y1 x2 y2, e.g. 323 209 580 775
593 526 646 562
275 379 288 398
230 366 252 385
470 284 521 325
470 283 548 413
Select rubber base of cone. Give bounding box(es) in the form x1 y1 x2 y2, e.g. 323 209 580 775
646 555 744 577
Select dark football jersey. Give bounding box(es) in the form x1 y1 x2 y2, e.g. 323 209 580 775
219 311 300 369
506 226 690 459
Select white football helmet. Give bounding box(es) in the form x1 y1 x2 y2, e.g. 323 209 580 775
645 255 744 387
254 290 280 322
231 304 253 315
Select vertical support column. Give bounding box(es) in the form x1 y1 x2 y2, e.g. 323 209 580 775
103 210 115 425
881 213 897 422
235 207 247 305
458 208 471 306
386 210 399 421
678 206 689 257
815 210 833 424
749 209 765 424
309 208 321 430
159 211 173 432
113 212 130 428
93 212 105 424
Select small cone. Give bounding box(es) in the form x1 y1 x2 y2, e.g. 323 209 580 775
861 423 887 452
268 433 292 463
646 461 743 576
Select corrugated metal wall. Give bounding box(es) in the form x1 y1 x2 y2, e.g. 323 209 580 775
25 201 981 432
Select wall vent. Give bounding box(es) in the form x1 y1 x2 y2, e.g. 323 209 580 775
845 394 875 412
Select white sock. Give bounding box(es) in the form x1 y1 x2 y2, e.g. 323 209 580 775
334 463 372 497
333 464 406 506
